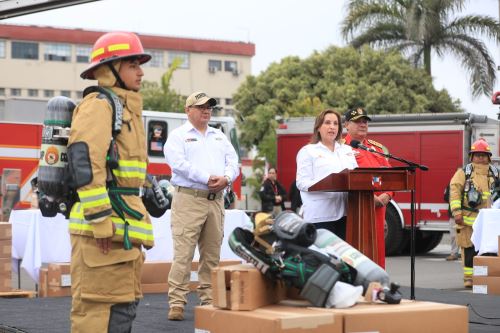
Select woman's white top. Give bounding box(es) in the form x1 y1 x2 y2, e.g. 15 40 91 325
296 141 358 223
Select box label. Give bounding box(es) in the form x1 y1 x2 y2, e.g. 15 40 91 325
473 265 488 276
472 285 487 294
194 329 210 333
61 274 71 287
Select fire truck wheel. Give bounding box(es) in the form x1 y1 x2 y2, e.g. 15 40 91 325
414 231 444 254
384 204 406 256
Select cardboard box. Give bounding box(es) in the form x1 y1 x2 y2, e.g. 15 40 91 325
0 239 11 258
212 264 286 311
48 263 71 287
0 257 12 292
320 300 468 333
0 222 12 240
473 276 500 295
473 256 500 277
195 305 342 333
140 260 242 294
39 267 71 297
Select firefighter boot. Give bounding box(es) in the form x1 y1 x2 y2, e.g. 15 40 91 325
464 278 473 289
168 307 184 321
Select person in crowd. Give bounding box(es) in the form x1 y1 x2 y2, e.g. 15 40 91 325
259 167 287 215
68 32 154 332
344 107 393 269
163 91 239 320
289 179 303 214
449 138 496 288
296 109 357 240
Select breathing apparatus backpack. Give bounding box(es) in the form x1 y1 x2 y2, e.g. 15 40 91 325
462 163 499 210
37 87 169 219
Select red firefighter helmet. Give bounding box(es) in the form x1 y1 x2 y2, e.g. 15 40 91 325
469 138 492 156
81 32 151 80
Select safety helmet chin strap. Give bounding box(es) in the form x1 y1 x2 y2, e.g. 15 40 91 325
107 62 128 90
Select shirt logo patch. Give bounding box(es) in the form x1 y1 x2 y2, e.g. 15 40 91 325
185 138 198 142
215 137 223 141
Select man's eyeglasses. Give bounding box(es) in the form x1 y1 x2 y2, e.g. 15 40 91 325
192 105 213 111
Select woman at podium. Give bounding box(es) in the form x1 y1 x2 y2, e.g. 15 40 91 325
296 109 358 240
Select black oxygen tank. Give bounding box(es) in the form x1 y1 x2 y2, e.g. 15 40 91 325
37 96 76 216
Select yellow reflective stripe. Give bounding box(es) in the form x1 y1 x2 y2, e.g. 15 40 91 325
91 47 105 60
108 43 130 52
463 267 473 276
81 197 110 209
112 160 147 179
78 187 108 199
450 200 461 210
463 215 476 226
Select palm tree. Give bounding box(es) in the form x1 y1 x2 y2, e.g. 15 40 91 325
342 0 500 98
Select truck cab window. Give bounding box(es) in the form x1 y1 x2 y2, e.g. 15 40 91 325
148 121 167 157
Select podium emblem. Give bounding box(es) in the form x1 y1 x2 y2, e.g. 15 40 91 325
372 176 382 189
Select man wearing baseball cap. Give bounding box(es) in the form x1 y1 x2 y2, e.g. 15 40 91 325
163 91 239 320
344 107 393 269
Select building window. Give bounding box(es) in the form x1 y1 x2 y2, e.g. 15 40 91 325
144 49 163 67
75 91 83 100
10 88 21 96
28 89 38 97
168 51 189 69
11 41 39 60
76 45 91 63
208 59 222 73
44 43 71 62
44 90 54 98
224 60 238 73
0 88 5 96
61 90 71 98
225 98 233 105
0 40 5 58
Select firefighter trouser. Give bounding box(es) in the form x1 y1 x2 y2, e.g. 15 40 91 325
70 235 144 333
462 245 477 281
168 190 224 308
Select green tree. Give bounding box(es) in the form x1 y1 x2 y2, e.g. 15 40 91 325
342 0 500 98
234 45 461 165
142 57 184 112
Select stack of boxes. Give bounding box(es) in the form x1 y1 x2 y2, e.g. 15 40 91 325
38 259 241 297
473 236 500 295
195 264 469 333
0 222 12 292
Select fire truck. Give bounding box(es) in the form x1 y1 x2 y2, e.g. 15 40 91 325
0 110 241 211
276 112 500 255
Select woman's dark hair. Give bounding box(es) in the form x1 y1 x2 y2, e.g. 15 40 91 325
310 109 342 144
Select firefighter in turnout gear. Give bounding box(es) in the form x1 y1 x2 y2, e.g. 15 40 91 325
449 138 498 288
68 32 153 332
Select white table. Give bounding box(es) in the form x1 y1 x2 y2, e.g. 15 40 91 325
471 208 500 255
9 209 251 283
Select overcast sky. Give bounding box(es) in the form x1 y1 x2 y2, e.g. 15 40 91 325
4 0 500 117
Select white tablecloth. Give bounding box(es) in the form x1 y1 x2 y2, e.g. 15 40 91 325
471 208 500 255
9 209 251 283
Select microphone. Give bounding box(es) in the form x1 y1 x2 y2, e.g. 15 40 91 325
349 140 376 152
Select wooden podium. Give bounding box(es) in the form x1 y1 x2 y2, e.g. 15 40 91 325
309 167 415 264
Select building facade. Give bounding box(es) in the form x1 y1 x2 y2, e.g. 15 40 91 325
0 23 255 122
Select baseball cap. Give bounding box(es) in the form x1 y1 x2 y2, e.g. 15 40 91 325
344 107 372 122
185 91 217 108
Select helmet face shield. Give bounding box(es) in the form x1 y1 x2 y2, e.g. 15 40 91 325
81 32 151 80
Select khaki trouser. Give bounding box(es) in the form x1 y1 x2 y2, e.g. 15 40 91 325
168 190 224 307
70 235 144 333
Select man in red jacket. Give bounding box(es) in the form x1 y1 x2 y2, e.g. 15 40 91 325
344 107 394 269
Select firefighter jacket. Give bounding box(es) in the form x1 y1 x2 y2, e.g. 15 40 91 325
68 87 154 248
449 163 494 227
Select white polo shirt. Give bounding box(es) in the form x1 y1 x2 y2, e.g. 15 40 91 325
296 141 357 223
164 121 239 190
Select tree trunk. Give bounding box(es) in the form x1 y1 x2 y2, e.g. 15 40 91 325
423 45 431 75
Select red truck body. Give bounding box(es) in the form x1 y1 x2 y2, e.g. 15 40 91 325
277 113 499 254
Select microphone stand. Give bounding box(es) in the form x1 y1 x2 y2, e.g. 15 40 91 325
358 146 428 300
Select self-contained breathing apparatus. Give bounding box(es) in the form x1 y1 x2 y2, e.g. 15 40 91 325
462 163 499 210
37 89 170 220
229 211 402 308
